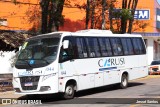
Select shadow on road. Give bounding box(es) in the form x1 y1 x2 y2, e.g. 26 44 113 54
75 82 145 97
18 82 145 104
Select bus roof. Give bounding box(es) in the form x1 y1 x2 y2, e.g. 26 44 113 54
75 29 113 34
28 29 142 39
71 29 142 38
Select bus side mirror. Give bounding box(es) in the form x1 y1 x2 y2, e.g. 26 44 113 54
63 40 69 49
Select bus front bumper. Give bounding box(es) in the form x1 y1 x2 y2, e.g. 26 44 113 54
13 74 59 95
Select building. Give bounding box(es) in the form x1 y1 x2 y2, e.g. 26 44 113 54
0 0 85 32
0 0 160 64
133 0 160 65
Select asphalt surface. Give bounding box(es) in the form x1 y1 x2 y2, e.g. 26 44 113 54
1 75 160 107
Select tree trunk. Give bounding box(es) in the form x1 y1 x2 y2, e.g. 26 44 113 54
109 1 114 32
40 0 50 34
102 0 106 30
128 0 138 33
47 1 55 33
47 0 65 33
121 0 127 34
85 0 90 29
91 0 95 29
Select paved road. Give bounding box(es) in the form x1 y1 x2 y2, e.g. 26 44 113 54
1 75 160 107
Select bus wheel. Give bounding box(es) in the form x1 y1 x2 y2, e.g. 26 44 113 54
63 84 75 99
120 74 128 89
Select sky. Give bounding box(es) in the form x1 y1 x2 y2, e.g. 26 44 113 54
157 0 160 4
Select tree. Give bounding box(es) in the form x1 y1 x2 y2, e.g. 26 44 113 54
127 0 138 33
75 0 105 29
120 0 138 33
40 0 65 34
11 0 66 34
90 0 96 29
86 0 90 29
102 0 106 30
40 0 49 34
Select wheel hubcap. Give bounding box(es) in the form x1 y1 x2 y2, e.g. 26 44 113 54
122 78 127 86
66 86 73 95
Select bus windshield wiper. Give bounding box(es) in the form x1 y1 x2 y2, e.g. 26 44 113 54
20 60 32 68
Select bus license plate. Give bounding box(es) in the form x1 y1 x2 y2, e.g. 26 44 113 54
24 82 33 86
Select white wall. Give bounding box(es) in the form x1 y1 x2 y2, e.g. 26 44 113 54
0 51 16 74
144 37 154 65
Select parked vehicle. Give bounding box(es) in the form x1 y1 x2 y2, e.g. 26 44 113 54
149 60 160 75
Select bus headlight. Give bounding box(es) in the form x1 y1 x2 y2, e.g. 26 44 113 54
42 73 56 82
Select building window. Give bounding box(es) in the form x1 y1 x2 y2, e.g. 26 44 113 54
0 19 8 26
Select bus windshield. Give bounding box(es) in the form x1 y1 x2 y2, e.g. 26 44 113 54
15 35 61 69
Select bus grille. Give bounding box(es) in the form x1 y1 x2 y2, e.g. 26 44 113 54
20 76 40 90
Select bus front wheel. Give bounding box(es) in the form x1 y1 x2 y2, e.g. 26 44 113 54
63 84 75 99
120 74 128 89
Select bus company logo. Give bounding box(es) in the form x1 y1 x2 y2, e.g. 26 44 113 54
29 60 35 65
98 58 125 71
98 58 111 67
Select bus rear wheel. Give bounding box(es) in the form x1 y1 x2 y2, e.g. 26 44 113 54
120 74 128 89
63 84 75 99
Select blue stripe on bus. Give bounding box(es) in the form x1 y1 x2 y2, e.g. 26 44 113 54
99 67 117 71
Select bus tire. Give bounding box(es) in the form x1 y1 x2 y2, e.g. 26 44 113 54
120 74 128 89
63 84 75 99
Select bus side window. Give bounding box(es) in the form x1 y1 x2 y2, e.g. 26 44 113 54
76 37 88 58
98 38 113 57
137 38 146 54
110 38 123 56
132 38 145 55
85 37 101 58
121 38 134 55
121 38 129 55
127 38 134 55
59 40 74 62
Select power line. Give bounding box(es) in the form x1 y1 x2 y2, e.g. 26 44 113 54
0 0 39 5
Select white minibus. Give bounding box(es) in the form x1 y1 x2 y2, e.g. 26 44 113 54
13 29 148 99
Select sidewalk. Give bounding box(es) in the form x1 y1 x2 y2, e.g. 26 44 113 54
0 86 24 99
0 91 24 99
136 75 160 80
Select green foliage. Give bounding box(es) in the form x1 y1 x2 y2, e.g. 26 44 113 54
120 9 133 20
